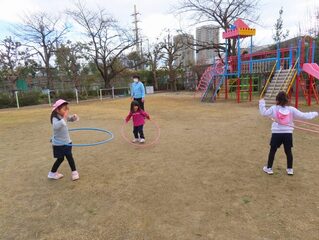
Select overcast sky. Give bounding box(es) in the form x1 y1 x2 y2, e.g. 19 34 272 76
0 0 317 47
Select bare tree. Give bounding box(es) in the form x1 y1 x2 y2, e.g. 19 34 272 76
300 7 319 37
67 1 136 88
160 32 185 91
0 37 34 90
175 0 260 55
55 41 85 89
15 12 69 89
127 51 146 70
272 7 289 43
146 43 164 90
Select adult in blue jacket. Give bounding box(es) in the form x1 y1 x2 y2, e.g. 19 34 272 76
131 75 145 110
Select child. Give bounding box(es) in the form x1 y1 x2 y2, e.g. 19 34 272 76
259 91 318 175
48 99 80 181
125 100 150 143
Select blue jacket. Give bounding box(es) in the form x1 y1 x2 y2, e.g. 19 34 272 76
131 81 145 99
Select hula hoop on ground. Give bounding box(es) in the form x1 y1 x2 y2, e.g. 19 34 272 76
52 128 114 147
120 119 160 148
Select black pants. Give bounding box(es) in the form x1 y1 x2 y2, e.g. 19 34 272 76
267 133 293 169
133 125 144 139
51 154 76 172
52 145 76 172
134 98 144 110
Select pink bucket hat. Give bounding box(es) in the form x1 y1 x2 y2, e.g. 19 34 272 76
52 99 68 112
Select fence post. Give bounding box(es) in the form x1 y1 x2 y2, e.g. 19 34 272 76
112 87 115 99
48 90 51 106
276 42 280 70
99 89 103 101
75 89 79 104
15 91 20 109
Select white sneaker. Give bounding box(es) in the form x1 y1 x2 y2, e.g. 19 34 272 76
48 172 64 180
132 138 139 143
286 168 294 175
263 166 273 175
71 171 80 181
139 138 145 143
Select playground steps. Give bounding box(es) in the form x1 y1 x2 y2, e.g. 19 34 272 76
201 75 225 102
195 66 214 97
263 69 297 107
201 78 214 102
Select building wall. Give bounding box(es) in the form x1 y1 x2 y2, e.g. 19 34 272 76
196 25 220 65
173 34 195 68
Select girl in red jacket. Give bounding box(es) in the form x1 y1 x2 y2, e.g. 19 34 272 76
126 100 150 143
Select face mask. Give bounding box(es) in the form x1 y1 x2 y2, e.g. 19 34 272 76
133 78 138 82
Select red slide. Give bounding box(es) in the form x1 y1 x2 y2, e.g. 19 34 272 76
302 63 319 80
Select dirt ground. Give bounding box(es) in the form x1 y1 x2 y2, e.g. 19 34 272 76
0 92 319 240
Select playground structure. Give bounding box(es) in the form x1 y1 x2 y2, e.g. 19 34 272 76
195 19 319 108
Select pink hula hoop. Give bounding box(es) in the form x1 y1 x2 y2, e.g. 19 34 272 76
294 120 319 134
271 118 319 134
120 119 161 148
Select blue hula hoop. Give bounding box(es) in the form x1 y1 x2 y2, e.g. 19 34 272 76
52 128 114 147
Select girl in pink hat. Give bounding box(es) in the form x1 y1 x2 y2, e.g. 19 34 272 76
259 91 318 176
48 99 80 181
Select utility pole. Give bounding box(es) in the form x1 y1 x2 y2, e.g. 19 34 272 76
132 5 145 70
132 5 140 54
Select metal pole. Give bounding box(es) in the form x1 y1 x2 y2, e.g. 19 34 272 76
237 36 241 103
225 39 229 74
289 44 293 68
249 76 252 102
15 91 20 109
295 75 300 108
312 38 315 63
48 90 51 106
297 40 301 74
100 89 103 101
308 75 313 106
224 38 228 100
249 36 253 74
237 77 240 103
276 42 280 70
225 77 228 99
112 87 115 99
306 40 310 63
75 89 79 104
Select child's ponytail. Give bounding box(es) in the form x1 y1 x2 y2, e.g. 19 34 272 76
50 111 60 124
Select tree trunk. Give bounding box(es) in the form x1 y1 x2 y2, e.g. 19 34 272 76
43 45 53 89
168 68 177 91
103 72 111 88
231 39 237 56
44 62 51 89
152 70 158 90
101 61 112 89
9 75 17 91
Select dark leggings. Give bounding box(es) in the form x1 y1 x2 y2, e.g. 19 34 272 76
51 154 76 172
133 125 144 139
267 145 293 169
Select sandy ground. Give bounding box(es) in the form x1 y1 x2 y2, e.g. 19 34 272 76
0 93 319 240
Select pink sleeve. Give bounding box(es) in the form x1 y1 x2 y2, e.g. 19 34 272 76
126 112 132 122
141 110 150 118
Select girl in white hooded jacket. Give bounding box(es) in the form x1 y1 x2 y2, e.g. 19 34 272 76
259 91 318 175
